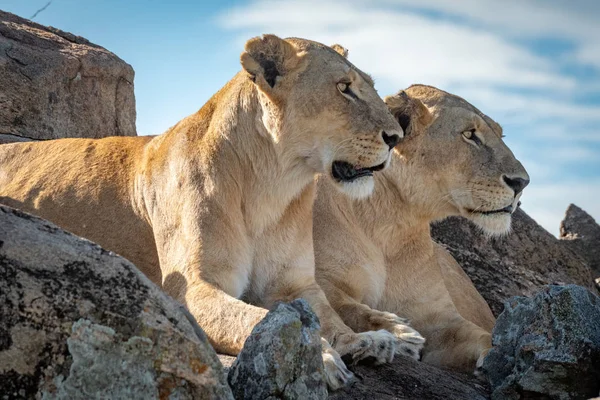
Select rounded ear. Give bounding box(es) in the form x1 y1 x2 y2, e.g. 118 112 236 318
330 44 349 58
384 90 433 136
240 34 302 91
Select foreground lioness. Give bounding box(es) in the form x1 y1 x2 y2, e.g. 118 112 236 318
314 84 530 372
0 35 406 388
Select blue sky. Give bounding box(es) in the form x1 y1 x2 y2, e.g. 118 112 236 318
3 0 600 235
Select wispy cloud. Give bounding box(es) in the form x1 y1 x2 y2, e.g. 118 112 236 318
217 0 577 90
217 0 600 235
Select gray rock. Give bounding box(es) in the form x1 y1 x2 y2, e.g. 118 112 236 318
560 204 600 281
329 356 490 400
0 133 32 144
483 285 600 400
0 10 136 139
227 299 327 400
223 351 490 400
432 208 596 316
0 205 233 399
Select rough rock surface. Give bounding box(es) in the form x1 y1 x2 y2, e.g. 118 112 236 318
227 299 327 400
0 205 233 399
0 10 136 140
560 204 600 281
484 285 600 400
329 356 489 400
223 341 489 399
432 208 595 316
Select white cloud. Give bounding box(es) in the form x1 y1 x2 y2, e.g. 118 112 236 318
381 0 600 68
218 0 576 92
523 124 600 143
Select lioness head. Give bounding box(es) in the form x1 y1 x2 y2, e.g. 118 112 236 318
384 85 529 235
241 35 403 198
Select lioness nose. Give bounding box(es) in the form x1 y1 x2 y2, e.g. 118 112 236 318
502 175 530 195
381 131 401 150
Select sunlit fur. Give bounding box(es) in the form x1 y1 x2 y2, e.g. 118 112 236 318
0 35 402 390
313 84 529 374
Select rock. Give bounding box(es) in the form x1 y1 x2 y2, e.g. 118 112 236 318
0 205 233 399
224 351 489 400
432 208 595 316
483 285 600 400
560 204 600 280
0 10 136 140
0 133 32 144
329 357 490 400
227 299 327 400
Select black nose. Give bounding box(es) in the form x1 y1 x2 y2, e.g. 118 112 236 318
502 175 530 195
382 131 401 150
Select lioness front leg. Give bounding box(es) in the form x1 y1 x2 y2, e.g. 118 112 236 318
320 281 425 360
154 202 270 355
270 275 399 389
414 311 492 374
387 254 492 373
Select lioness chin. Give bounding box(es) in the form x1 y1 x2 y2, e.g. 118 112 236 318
0 35 404 389
314 84 529 374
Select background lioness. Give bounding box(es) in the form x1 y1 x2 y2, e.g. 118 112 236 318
0 35 404 389
314 84 529 373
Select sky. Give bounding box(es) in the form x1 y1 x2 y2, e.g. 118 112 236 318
3 0 600 236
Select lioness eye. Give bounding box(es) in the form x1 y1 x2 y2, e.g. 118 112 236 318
462 129 482 145
337 82 350 93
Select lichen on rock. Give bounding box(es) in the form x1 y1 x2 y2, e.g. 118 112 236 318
0 205 233 399
227 299 327 400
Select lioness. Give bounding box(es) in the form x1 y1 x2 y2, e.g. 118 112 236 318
0 35 406 388
313 84 529 373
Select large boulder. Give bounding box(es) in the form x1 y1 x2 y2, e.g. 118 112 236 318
483 285 600 400
0 10 136 140
432 208 595 316
227 299 328 400
0 205 233 399
560 204 600 282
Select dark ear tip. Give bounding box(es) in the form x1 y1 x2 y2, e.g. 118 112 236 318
390 90 408 99
396 113 411 133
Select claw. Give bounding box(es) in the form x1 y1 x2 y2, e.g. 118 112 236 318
322 337 355 390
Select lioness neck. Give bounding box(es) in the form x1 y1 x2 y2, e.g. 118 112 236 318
142 72 315 234
350 158 446 261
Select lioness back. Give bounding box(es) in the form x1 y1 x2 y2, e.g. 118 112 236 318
0 136 161 281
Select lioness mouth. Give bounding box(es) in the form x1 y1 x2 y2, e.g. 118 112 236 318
332 161 385 182
477 201 522 215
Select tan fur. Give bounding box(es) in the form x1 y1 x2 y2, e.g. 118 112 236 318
313 84 529 373
0 35 404 389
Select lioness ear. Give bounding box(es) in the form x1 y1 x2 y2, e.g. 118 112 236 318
384 90 433 136
330 44 349 58
240 34 302 91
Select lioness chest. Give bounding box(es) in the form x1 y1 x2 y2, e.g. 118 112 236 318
239 183 316 307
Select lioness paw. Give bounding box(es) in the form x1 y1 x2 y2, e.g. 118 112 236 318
335 330 397 365
321 337 354 390
387 322 425 360
474 347 490 379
